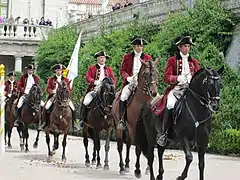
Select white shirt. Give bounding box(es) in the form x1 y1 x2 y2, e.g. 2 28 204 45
98 64 105 81
180 52 192 83
132 51 142 80
9 80 14 91
54 75 62 93
24 74 35 94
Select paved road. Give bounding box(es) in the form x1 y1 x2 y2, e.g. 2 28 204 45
0 129 239 180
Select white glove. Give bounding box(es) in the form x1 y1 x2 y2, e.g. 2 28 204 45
127 76 134 83
52 89 56 94
94 80 101 86
8 94 12 98
177 75 187 83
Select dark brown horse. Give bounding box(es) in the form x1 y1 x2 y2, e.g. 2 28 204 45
17 84 43 152
111 59 159 174
136 66 224 180
82 77 115 170
5 88 20 148
44 80 72 162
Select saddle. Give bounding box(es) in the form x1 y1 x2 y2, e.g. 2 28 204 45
117 86 136 106
172 90 187 121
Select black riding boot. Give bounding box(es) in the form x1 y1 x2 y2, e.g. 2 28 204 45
80 104 87 128
118 100 126 130
157 107 171 147
14 107 21 127
72 110 79 131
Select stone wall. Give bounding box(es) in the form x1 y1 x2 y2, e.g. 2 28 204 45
74 0 240 42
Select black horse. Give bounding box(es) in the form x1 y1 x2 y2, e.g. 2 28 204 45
82 77 115 170
135 66 224 180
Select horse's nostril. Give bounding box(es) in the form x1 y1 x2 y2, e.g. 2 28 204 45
152 92 157 97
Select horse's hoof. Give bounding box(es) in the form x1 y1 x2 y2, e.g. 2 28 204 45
25 149 30 153
33 142 38 149
8 145 12 149
103 165 109 171
119 170 125 175
85 161 90 167
62 157 67 163
47 157 52 163
125 167 130 173
156 175 163 180
134 169 141 178
20 145 24 151
176 176 184 180
51 150 56 155
96 164 102 169
92 160 96 165
145 168 150 175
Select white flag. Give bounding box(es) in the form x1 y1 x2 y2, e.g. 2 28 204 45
67 29 83 88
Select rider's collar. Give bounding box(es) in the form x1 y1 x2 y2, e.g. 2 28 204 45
9 79 14 83
180 52 189 59
133 50 142 57
28 73 33 76
98 63 105 68
96 64 106 69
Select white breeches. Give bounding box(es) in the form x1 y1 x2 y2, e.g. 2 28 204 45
45 98 75 111
17 95 45 108
166 86 186 109
120 84 132 101
83 91 95 106
17 95 25 108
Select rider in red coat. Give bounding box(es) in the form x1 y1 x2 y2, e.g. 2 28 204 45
118 36 152 130
4 71 17 98
80 51 116 126
39 64 78 131
156 34 200 147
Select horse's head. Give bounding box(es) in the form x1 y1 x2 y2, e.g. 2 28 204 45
56 80 70 105
28 84 43 107
100 77 115 105
189 66 224 112
138 58 159 97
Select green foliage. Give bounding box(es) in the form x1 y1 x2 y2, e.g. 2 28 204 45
35 0 240 154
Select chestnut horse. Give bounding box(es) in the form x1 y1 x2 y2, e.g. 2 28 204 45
17 84 43 152
111 59 159 174
44 80 72 162
5 88 20 148
83 77 115 170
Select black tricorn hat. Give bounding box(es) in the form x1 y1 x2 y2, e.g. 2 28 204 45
94 51 110 59
175 35 195 46
26 64 35 70
131 36 148 45
7 71 15 76
52 64 66 70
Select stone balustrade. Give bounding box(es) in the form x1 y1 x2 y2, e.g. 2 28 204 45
0 23 53 42
75 0 240 42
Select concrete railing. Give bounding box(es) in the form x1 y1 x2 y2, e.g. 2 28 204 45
74 0 240 42
0 23 53 42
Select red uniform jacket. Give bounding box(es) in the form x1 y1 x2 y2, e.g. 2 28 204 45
152 53 200 116
46 76 71 98
120 52 152 86
4 80 17 96
86 64 116 92
18 74 39 94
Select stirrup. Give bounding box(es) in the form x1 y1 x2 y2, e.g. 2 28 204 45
14 120 19 127
157 133 168 147
117 120 126 130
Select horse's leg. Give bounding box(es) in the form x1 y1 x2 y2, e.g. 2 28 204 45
4 122 7 146
177 137 193 180
7 126 13 148
95 132 102 169
134 144 142 178
17 125 24 151
52 133 59 155
91 140 96 165
24 125 29 152
116 129 125 174
83 126 90 167
33 130 40 149
124 140 131 173
156 146 165 180
61 134 67 162
103 128 111 171
45 130 52 157
147 145 155 180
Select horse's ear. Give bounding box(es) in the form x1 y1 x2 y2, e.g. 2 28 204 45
153 58 159 65
217 65 224 75
140 59 148 66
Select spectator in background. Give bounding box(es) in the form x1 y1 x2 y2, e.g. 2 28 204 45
46 18 52 26
39 17 46 25
124 0 132 7
88 12 93 19
23 18 29 37
0 16 3 23
112 3 121 11
15 16 21 24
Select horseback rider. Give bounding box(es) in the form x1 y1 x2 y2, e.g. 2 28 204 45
157 34 200 147
38 64 78 131
14 64 44 127
4 71 17 99
118 36 152 130
79 51 116 127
